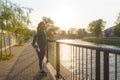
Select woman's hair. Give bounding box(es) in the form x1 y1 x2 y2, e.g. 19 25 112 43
37 21 45 31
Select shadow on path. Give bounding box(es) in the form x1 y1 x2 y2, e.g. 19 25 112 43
5 44 49 80
33 72 48 80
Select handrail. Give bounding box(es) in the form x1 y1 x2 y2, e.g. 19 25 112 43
56 40 120 53
47 39 120 80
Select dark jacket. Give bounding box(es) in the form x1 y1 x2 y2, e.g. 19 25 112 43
32 28 47 47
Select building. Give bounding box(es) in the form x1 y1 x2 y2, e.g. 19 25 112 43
104 26 115 37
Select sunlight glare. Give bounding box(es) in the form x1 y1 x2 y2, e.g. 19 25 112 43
60 44 71 69
54 6 75 30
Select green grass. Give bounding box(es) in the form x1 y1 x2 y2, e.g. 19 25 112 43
0 54 14 61
14 43 24 46
82 37 120 47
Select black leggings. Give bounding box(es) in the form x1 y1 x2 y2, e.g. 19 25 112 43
36 46 45 70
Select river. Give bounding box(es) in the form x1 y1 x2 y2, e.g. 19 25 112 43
59 39 120 80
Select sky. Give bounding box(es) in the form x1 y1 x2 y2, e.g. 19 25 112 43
10 0 120 30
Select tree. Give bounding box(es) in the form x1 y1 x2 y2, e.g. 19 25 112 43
77 28 87 38
113 13 120 37
59 30 66 36
88 19 106 37
113 23 120 37
68 28 77 35
0 0 32 58
115 12 120 25
57 30 67 38
0 0 8 57
42 17 59 39
67 28 78 38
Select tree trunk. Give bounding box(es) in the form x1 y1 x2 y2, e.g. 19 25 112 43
3 33 8 58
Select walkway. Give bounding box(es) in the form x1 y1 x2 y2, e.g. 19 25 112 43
0 42 49 80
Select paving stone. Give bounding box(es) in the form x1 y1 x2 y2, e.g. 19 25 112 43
0 42 49 80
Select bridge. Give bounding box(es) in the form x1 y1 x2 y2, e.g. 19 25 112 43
0 39 120 80
46 39 120 80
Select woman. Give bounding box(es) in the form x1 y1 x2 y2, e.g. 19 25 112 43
32 21 47 75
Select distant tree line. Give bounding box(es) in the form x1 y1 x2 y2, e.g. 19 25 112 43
41 12 120 40
58 13 120 38
88 13 120 37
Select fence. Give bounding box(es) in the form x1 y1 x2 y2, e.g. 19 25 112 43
47 40 120 80
0 31 16 53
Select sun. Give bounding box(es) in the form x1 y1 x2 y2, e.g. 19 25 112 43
54 6 75 30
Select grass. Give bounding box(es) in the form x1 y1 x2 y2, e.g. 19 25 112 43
0 54 14 61
82 37 120 47
14 43 24 46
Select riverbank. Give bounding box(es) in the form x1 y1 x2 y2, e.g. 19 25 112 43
82 37 120 47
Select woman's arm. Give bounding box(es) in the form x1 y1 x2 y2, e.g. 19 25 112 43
32 33 37 47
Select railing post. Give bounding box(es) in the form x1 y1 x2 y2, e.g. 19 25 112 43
96 49 100 80
46 42 49 63
104 51 109 80
56 42 60 79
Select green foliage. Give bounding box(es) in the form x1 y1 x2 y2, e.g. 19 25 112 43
0 0 33 45
0 0 33 36
113 13 120 37
88 19 106 37
77 28 87 38
0 54 14 61
113 23 120 37
115 12 120 25
82 37 120 46
0 0 33 58
42 17 59 39
58 30 66 36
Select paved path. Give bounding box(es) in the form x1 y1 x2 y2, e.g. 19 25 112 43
0 42 49 80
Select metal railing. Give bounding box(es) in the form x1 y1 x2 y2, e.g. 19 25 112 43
46 40 120 80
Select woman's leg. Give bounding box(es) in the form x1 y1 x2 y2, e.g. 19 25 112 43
37 46 45 71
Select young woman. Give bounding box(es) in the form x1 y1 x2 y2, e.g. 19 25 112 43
32 21 47 75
